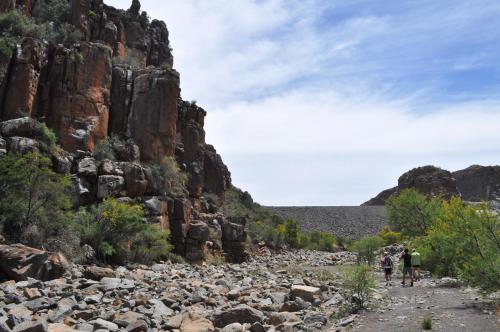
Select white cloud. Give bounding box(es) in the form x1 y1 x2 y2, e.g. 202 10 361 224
106 0 500 205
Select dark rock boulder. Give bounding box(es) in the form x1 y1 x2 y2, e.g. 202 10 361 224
0 243 69 281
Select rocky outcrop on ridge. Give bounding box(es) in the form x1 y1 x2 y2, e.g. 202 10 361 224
362 165 499 206
453 165 500 202
0 0 241 262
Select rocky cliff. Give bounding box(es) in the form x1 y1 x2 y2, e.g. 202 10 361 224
0 0 244 262
363 165 500 206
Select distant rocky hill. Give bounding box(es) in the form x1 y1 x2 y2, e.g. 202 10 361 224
266 206 388 239
363 165 500 206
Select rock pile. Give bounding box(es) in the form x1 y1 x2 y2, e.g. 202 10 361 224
0 248 359 331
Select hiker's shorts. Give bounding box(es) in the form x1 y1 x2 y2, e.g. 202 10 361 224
403 266 412 276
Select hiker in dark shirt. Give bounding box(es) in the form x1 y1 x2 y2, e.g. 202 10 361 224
401 248 413 286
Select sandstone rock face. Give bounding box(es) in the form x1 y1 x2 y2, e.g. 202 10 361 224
1 38 46 120
0 243 69 281
41 42 112 152
0 0 238 262
128 69 179 161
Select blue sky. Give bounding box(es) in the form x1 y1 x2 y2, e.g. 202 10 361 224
108 0 500 205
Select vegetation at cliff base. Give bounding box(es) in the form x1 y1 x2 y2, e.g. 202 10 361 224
0 151 173 265
76 197 172 264
387 189 500 293
0 152 73 250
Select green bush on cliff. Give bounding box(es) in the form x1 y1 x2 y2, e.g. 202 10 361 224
38 0 71 24
0 37 14 61
76 198 172 264
34 121 57 152
0 10 44 38
0 152 73 249
149 156 189 196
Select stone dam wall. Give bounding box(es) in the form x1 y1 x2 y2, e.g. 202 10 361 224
265 206 388 239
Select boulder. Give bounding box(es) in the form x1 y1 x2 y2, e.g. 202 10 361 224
78 158 98 177
6 137 39 154
121 162 148 197
0 244 69 281
187 221 209 241
179 312 214 332
0 117 36 137
84 266 116 280
97 175 125 198
213 305 265 328
221 323 245 332
12 319 48 332
290 285 321 302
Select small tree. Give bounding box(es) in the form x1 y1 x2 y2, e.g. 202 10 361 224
283 219 300 248
352 235 384 264
0 152 72 247
341 264 375 310
386 188 441 236
378 226 402 245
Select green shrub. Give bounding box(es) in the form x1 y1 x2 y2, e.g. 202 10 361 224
422 316 432 330
340 264 375 310
130 224 173 264
76 198 172 264
93 135 127 161
165 252 186 264
0 152 72 247
149 156 189 196
52 23 82 46
378 225 402 245
302 230 337 252
352 235 384 264
38 0 71 24
88 10 97 19
0 10 44 38
283 219 300 247
0 37 14 61
420 198 500 293
386 188 441 236
34 121 57 152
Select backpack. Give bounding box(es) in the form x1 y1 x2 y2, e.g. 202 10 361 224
383 256 392 268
